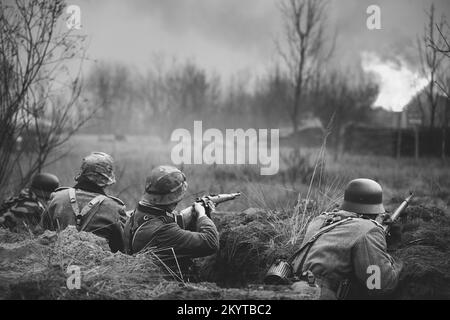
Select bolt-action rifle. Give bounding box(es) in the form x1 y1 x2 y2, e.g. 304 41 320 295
177 192 241 228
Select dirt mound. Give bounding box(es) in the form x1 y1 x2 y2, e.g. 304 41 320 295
200 209 296 287
0 226 167 299
3 204 448 299
0 229 30 243
155 282 320 300
0 225 319 300
393 205 450 299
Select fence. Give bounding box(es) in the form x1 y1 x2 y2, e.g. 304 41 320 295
343 125 450 157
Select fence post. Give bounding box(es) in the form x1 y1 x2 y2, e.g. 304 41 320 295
396 112 402 159
414 125 419 160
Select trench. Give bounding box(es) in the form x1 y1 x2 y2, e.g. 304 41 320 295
195 205 450 299
1 204 449 299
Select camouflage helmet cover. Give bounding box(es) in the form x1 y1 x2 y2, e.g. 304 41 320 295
75 152 116 187
340 178 385 215
141 165 187 206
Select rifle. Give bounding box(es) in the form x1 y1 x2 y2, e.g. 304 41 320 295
177 192 241 228
195 192 241 217
377 193 414 232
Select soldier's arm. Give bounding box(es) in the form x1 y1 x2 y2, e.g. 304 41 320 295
109 211 126 253
352 226 403 296
102 204 126 253
41 194 57 231
154 215 219 258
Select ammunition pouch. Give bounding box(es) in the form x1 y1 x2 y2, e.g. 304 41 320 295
264 259 293 284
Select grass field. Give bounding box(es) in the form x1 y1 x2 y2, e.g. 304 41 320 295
40 134 450 211
2 133 450 299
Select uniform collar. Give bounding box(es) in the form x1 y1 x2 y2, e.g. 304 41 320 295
74 179 106 195
137 202 175 219
137 202 165 214
331 209 379 220
327 209 359 218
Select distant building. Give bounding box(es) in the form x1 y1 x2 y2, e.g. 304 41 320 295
404 85 449 128
370 85 449 129
369 107 404 128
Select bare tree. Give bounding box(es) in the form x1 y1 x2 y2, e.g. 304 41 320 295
86 62 134 134
0 0 90 195
277 0 332 134
139 59 220 139
429 21 450 100
440 75 450 158
425 10 450 158
254 66 291 128
314 70 378 160
428 21 450 59
418 4 446 129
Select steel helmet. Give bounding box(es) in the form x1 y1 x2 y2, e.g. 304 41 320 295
141 165 187 206
340 178 385 215
30 173 60 193
75 152 116 187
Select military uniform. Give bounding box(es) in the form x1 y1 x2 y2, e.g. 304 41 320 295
42 152 126 253
124 165 219 280
291 210 403 299
124 203 219 278
43 182 126 253
0 188 46 233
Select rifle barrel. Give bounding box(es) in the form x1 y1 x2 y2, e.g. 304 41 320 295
384 193 413 232
390 194 413 222
207 192 241 204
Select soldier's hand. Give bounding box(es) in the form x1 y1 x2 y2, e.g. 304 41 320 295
193 202 207 219
380 213 393 225
386 224 402 247
382 214 402 247
203 199 216 217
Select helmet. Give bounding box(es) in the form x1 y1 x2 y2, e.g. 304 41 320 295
141 165 187 206
30 173 60 193
340 178 385 215
75 152 116 187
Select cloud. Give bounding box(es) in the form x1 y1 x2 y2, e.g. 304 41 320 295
361 52 429 112
72 0 450 79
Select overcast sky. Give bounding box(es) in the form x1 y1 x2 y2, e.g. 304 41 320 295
69 0 449 79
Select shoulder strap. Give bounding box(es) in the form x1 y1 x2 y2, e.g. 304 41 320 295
79 195 107 232
68 188 80 215
369 218 384 229
68 189 106 231
55 187 70 192
289 217 353 266
107 195 125 206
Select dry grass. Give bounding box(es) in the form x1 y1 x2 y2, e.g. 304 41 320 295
3 134 450 297
0 226 178 299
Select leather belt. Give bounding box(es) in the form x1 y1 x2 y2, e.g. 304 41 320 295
306 273 351 299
